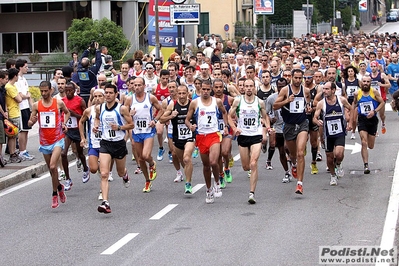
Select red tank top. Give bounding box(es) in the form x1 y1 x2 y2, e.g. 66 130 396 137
155 84 170 101
62 95 84 129
38 98 64 146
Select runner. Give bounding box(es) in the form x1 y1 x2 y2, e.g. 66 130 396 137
228 79 269 204
273 69 312 194
93 83 134 213
313 81 353 186
28 81 70 208
125 77 163 192
160 84 196 194
352 75 385 174
185 79 228 203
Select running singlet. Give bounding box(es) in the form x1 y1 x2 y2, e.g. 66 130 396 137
195 97 220 134
257 86 275 103
116 74 129 96
370 72 386 101
131 93 153 134
89 106 101 149
171 100 193 141
270 71 282 87
357 89 379 117
38 98 64 146
155 84 170 102
281 84 307 124
323 96 346 138
236 96 263 136
344 78 359 103
99 102 126 141
144 75 158 93
62 95 83 129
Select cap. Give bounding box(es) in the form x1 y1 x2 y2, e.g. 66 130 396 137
370 61 379 67
94 88 105 95
200 63 209 69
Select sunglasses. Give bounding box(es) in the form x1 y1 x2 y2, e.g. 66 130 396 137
283 74 292 77
146 67 154 70
303 76 313 80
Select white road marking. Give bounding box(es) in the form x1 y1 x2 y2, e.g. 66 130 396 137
375 151 399 266
192 183 205 194
149 204 178 220
233 153 241 161
101 233 139 255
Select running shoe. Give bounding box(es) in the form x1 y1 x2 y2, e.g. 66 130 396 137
174 171 183 182
282 172 292 183
261 143 267 153
157 148 165 161
248 170 251 178
266 161 273 170
64 178 73 191
20 151 34 161
9 153 21 163
82 169 90 183
291 165 298 178
316 153 323 161
184 183 193 195
164 137 168 143
143 181 152 193
192 147 199 158
51 195 59 209
0 155 6 167
248 193 256 204
310 163 318 175
98 191 103 201
214 183 222 198
336 164 344 178
326 167 330 173
330 175 338 186
76 159 82 172
59 170 66 181
206 188 214 204
224 169 233 183
295 183 303 194
134 167 142 174
132 153 135 161
25 151 35 159
98 201 111 214
122 172 130 188
350 132 356 139
219 176 226 189
168 153 173 164
364 166 370 174
58 184 66 204
382 124 386 134
229 157 234 168
108 172 113 182
149 162 157 181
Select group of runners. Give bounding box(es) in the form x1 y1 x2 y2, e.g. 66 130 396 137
4 30 399 212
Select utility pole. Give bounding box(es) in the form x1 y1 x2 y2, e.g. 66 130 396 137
155 0 160 58
333 0 335 27
307 0 310 34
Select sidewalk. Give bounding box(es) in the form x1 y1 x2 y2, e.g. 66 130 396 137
353 22 385 35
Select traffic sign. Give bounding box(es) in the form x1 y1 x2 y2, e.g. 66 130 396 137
224 24 229 32
359 0 367 12
170 4 200 25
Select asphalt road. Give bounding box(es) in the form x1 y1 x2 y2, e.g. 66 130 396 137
0 103 398 265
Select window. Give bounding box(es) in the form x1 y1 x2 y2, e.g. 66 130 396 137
2 33 17 53
198 13 209 36
17 3 31 12
48 3 63 11
1 4 16 13
50 32 64 52
34 32 48 53
18 33 33 53
33 3 47 12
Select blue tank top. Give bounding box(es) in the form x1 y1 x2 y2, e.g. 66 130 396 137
323 96 346 138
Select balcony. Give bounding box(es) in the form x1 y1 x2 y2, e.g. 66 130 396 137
242 0 253 10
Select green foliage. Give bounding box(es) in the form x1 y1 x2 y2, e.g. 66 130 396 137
340 6 352 32
28 50 42 63
29 86 41 102
67 18 130 61
0 50 16 63
267 0 303 24
43 47 70 64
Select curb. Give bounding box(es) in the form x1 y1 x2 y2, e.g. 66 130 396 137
0 152 77 191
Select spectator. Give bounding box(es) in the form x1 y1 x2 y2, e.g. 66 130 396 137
50 68 63 96
69 52 79 72
0 70 8 167
239 37 255 54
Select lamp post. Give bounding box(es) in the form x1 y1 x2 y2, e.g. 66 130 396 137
333 0 335 27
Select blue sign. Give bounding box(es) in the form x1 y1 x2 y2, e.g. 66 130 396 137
170 4 200 25
224 24 229 32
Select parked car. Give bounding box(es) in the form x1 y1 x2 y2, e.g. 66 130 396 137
386 12 398 22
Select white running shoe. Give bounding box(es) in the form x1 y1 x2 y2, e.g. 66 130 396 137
206 188 215 204
330 175 338 186
335 164 344 179
350 132 356 139
248 193 256 204
108 172 113 182
214 183 222 198
174 171 183 182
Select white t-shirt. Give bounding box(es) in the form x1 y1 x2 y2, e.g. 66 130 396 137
15 75 30 110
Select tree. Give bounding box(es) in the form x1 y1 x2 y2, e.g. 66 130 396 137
67 18 130 60
267 0 303 24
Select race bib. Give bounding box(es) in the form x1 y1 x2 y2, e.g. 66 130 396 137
135 118 149 130
177 124 192 139
218 119 225 133
289 97 305 113
326 119 343 135
242 114 257 131
40 112 56 128
359 101 374 114
66 117 78 128
346 86 357 97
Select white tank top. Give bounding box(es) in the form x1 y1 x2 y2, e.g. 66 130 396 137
144 75 158 93
89 106 101 148
237 96 263 136
132 93 153 134
195 97 220 134
99 103 126 141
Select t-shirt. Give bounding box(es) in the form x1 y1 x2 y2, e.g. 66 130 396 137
5 83 20 119
15 75 30 110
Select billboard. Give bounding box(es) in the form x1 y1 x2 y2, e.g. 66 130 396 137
254 0 274 15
